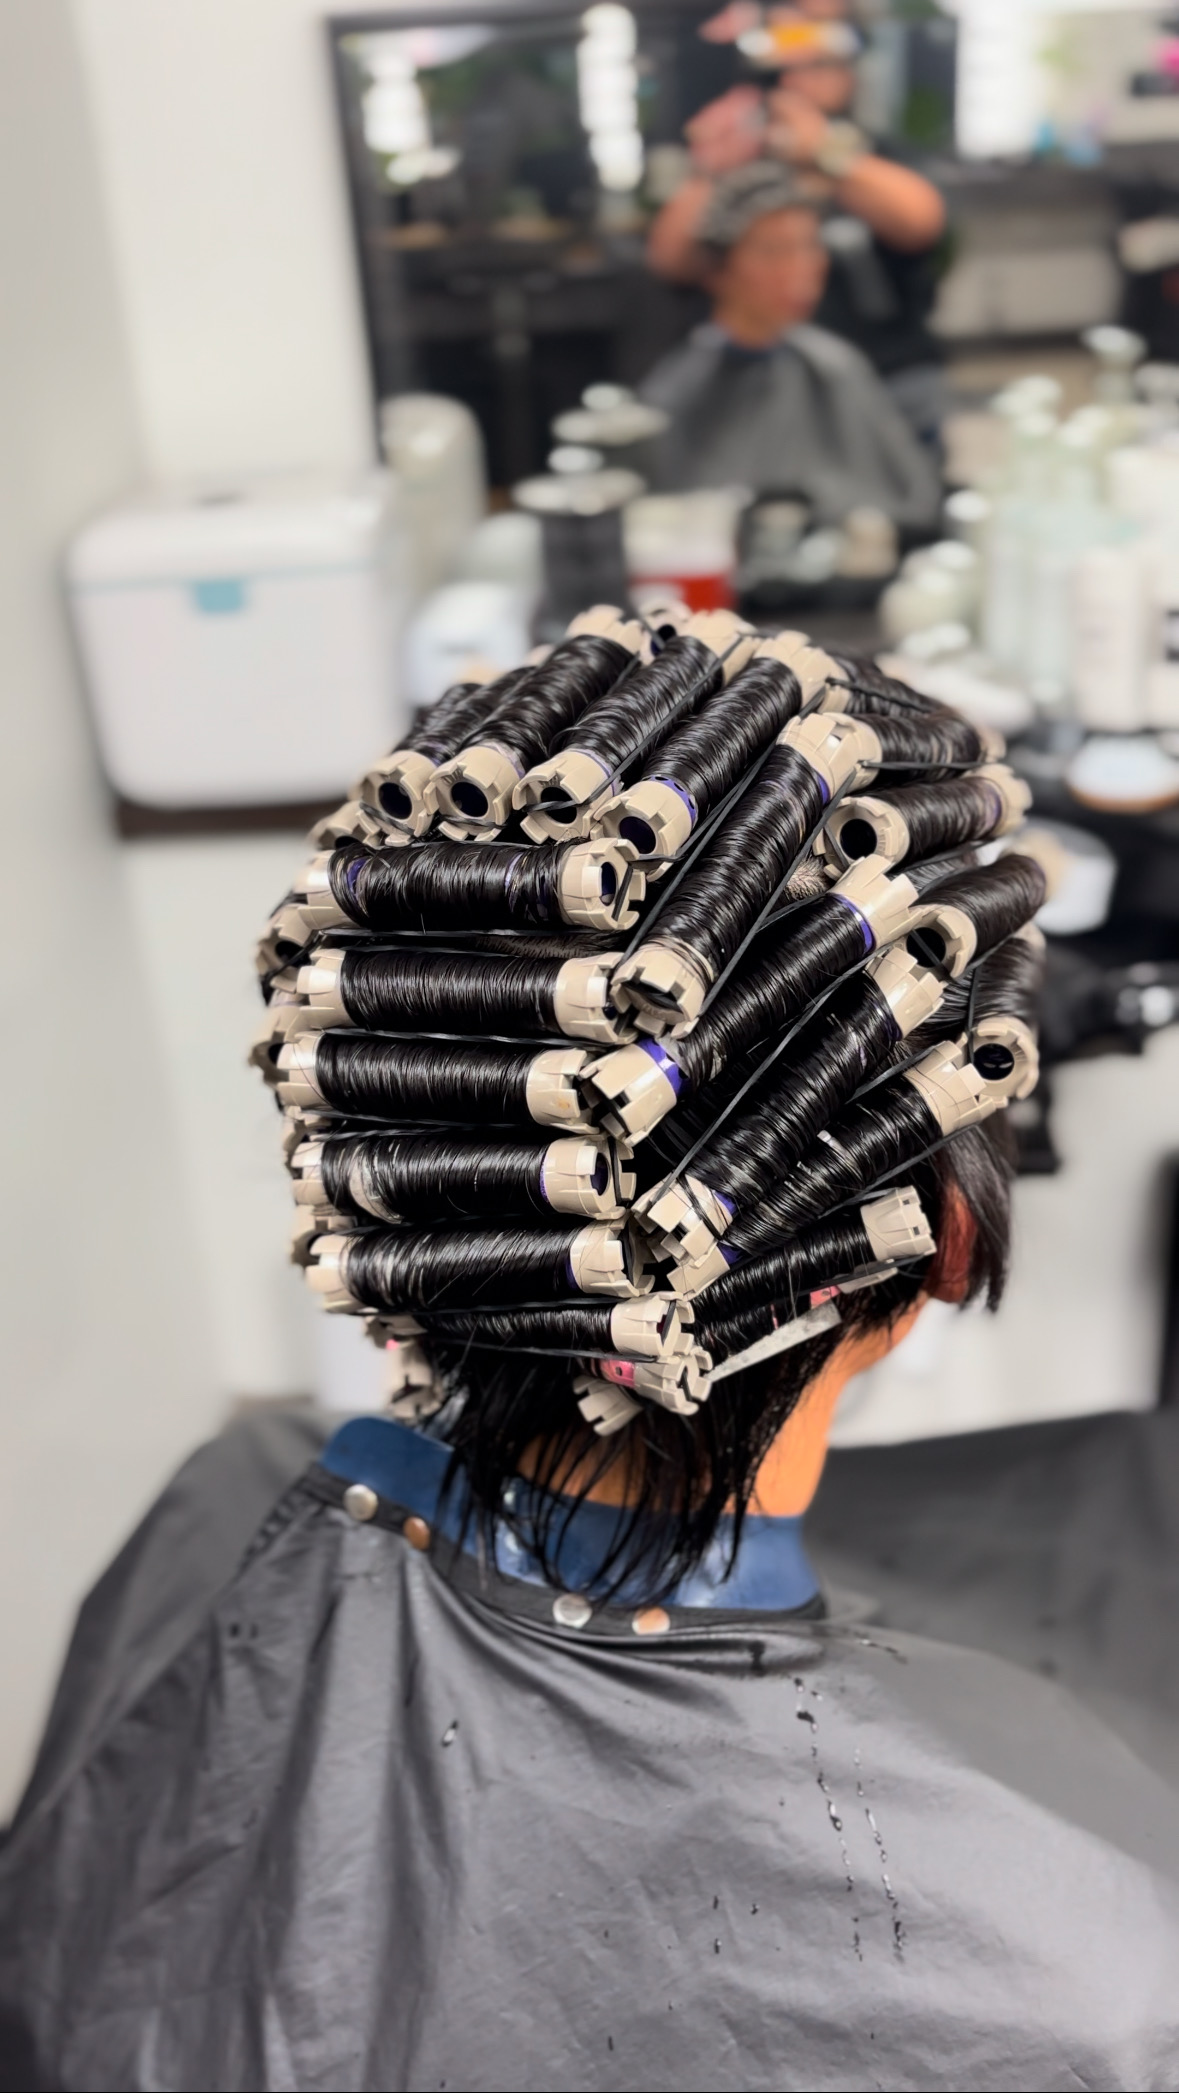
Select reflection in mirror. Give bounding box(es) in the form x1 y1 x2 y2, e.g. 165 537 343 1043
331 4 731 487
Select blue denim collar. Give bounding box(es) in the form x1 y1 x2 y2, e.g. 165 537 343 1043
319 1414 821 1613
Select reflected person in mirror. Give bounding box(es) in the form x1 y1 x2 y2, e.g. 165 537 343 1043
640 164 941 528
649 0 948 441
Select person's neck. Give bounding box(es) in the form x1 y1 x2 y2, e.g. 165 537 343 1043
711 303 792 351
747 1346 854 1515
530 1344 858 1520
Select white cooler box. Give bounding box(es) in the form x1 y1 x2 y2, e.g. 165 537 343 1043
68 470 409 807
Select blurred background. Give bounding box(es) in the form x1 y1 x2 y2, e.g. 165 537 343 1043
6 0 1179 1817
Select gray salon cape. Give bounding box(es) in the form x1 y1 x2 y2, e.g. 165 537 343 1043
640 322 941 528
4 1402 1179 2093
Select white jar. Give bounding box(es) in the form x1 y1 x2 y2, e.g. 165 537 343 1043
1070 540 1148 732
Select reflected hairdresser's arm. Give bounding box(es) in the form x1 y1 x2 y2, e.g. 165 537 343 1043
648 80 947 280
766 85 945 253
831 154 945 252
646 147 945 281
647 85 765 282
647 176 716 282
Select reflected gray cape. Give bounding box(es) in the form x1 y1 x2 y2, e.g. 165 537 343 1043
3 1405 1179 2093
639 322 942 527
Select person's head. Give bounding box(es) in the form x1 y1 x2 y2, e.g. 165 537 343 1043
257 636 1046 1611
700 164 829 343
782 58 854 112
699 1 857 110
780 3 858 112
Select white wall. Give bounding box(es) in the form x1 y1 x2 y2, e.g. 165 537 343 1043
70 0 403 479
119 833 387 1413
0 1 225 1817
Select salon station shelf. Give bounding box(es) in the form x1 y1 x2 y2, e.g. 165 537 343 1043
1011 734 1179 962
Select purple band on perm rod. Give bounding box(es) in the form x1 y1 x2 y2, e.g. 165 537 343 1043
769 766 830 807
651 776 700 825
638 1038 685 1096
832 892 876 952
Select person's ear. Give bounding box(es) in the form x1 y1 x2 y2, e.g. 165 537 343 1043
928 1181 975 1303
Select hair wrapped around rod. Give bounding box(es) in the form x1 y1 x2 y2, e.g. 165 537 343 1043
294 943 631 1046
296 1128 632 1224
403 677 512 769
407 1295 694 1358
515 613 756 841
276 1031 595 1131
823 766 1030 869
590 636 807 867
638 960 935 1268
825 650 971 723
854 708 988 782
917 853 1047 968
324 835 644 937
429 612 646 833
608 742 832 1032
586 851 959 1144
308 1218 649 1312
890 924 1045 1068
724 1029 1034 1267
352 671 518 838
695 1194 934 1342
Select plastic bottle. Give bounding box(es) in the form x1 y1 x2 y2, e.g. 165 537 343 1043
1024 422 1111 711
1145 538 1179 729
1106 438 1179 728
981 410 1057 673
1070 538 1147 732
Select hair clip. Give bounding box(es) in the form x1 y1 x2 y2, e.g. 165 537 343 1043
538 1137 636 1219
579 1038 684 1143
557 839 647 932
970 1015 1039 1098
566 1223 655 1298
354 749 441 841
261 854 351 954
828 852 925 948
636 1176 730 1283
906 900 977 979
428 739 525 837
289 1208 359 1274
549 954 635 1044
249 1003 313 1080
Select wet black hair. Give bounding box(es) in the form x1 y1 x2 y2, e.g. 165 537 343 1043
444 1120 1014 1601
256 618 1044 1602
